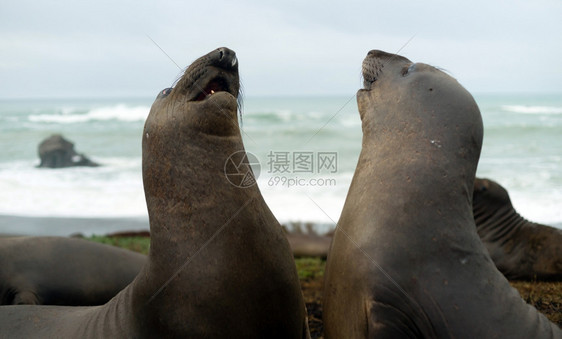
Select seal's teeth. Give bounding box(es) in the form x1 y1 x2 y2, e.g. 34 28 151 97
210 90 215 95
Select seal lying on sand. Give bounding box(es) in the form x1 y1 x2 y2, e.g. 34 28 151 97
0 48 309 338
474 177 562 281
323 50 561 338
0 236 145 305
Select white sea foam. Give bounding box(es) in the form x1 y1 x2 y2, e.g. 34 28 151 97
339 114 361 127
0 158 147 218
1 159 560 232
257 172 353 234
0 157 351 233
509 189 562 226
270 109 295 122
502 105 562 115
28 104 149 123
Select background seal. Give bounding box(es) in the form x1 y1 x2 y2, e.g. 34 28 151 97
474 177 562 281
0 236 144 305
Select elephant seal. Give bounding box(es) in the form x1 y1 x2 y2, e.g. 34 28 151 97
0 236 145 305
0 48 309 338
473 177 562 281
323 50 561 338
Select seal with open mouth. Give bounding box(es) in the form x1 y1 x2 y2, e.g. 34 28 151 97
323 50 561 338
0 47 309 338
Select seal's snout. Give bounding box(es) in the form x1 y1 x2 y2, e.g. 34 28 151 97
366 50 388 58
362 51 384 90
173 47 240 102
214 47 238 70
362 49 413 90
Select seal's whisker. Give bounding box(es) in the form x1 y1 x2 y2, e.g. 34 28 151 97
358 67 365 88
189 79 255 144
370 34 416 78
435 66 455 78
170 69 185 88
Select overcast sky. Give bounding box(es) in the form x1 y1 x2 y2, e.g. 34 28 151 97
1 0 561 99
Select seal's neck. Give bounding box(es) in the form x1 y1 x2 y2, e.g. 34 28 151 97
141 131 249 266
345 128 480 249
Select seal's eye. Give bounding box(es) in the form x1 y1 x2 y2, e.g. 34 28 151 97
402 63 416 76
157 88 173 99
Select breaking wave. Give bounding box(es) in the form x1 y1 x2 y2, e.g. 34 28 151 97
29 104 149 123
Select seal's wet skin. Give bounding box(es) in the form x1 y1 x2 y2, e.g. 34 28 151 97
0 47 309 338
474 178 562 281
323 50 561 338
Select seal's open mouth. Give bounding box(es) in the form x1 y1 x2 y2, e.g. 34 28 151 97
165 48 240 103
188 48 239 102
193 77 233 102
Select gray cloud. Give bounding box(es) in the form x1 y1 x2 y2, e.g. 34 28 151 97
0 0 561 99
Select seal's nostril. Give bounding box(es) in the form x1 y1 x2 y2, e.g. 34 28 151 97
218 49 224 60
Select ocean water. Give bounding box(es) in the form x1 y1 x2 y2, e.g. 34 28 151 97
0 93 561 235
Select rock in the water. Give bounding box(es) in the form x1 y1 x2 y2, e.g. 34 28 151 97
37 134 99 168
